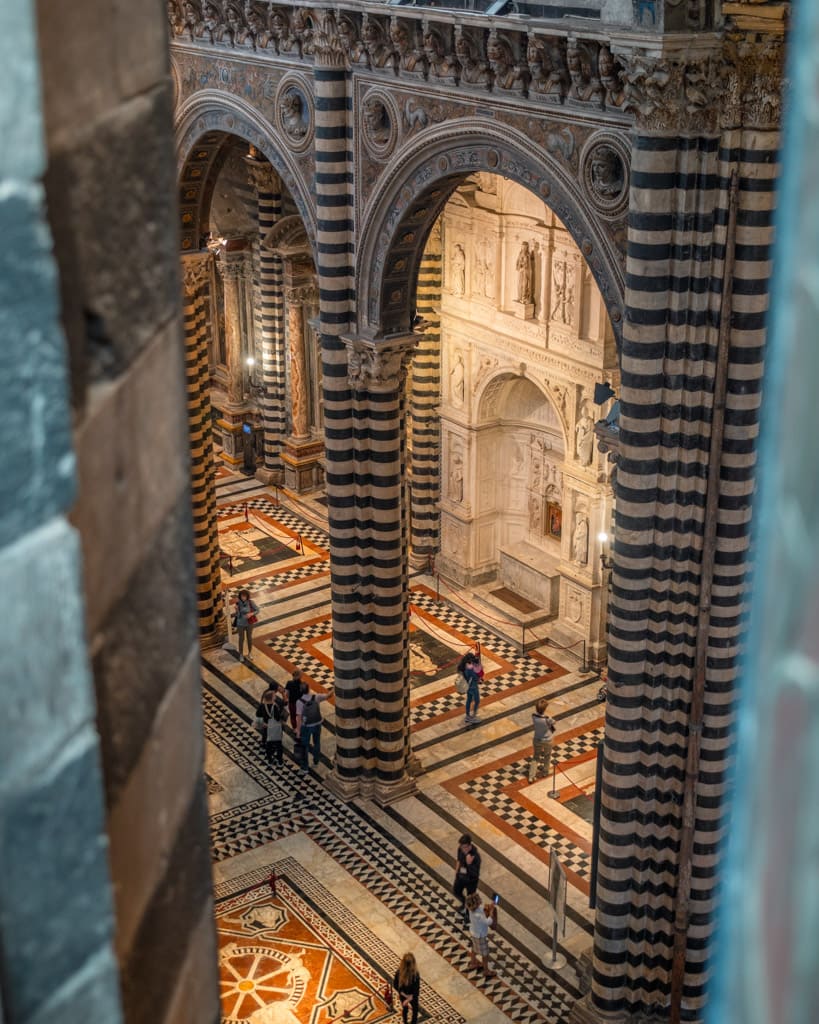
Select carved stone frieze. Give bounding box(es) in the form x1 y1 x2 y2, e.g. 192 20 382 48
621 53 720 134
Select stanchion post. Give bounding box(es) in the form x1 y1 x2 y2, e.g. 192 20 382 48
522 623 526 652
548 752 560 800
268 870 277 897
580 639 588 674
436 573 440 603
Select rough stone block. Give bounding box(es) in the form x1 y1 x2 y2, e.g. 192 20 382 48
160 900 220 1024
0 733 117 1021
120 781 216 1024
90 495 198 808
0 0 44 180
113 0 171 100
0 188 75 550
107 643 204 959
70 319 192 634
42 82 181 395
0 519 94 777
27 947 123 1024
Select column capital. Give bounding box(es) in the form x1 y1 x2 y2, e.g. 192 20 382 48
311 9 350 69
180 252 211 297
216 248 249 280
246 157 281 196
343 333 417 392
284 283 319 306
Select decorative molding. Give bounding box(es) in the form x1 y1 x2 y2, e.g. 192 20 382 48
246 155 281 195
275 73 314 153
343 334 417 392
621 53 720 134
216 249 249 279
283 284 319 306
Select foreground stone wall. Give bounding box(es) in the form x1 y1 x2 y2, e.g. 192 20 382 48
31 1 219 1022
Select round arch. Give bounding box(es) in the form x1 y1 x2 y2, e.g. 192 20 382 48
476 369 569 452
357 120 626 343
174 88 318 257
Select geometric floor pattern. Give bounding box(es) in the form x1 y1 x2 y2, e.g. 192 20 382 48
206 471 609 1024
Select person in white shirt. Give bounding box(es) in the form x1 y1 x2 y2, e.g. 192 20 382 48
465 892 497 979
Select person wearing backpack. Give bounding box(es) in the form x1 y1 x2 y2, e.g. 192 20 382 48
529 697 557 782
295 681 332 772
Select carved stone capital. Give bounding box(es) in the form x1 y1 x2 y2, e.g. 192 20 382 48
246 157 281 196
216 249 249 280
720 34 786 131
312 9 349 68
620 52 720 134
180 253 211 297
344 334 417 392
284 284 319 306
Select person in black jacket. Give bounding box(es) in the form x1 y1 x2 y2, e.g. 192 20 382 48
453 833 481 924
285 668 303 731
392 952 420 1024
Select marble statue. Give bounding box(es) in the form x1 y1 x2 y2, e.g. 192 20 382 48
516 241 534 304
575 407 595 466
450 353 465 406
572 513 589 565
451 244 466 296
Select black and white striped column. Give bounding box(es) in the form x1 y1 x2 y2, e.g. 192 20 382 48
247 158 286 481
409 223 442 568
582 117 780 1021
181 253 223 640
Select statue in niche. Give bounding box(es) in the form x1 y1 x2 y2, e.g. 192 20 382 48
449 448 464 503
572 512 589 565
281 90 307 139
516 241 534 305
575 406 595 466
450 353 465 406
511 444 524 476
474 252 485 298
591 145 626 199
451 244 466 296
551 259 575 325
481 238 495 299
528 491 542 534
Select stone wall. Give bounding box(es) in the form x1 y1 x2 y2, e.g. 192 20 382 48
6 1 219 1022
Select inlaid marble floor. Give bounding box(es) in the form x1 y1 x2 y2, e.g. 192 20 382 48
206 469 604 1023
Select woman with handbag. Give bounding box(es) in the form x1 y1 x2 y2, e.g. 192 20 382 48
234 588 259 663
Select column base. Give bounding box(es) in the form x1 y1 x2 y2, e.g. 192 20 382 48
569 994 669 1024
406 753 424 777
255 466 284 486
324 771 418 806
282 437 324 494
409 548 436 571
199 615 228 651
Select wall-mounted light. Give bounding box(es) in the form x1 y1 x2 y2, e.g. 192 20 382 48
598 530 613 571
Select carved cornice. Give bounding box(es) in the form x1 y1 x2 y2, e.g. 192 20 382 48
181 252 211 296
284 284 319 306
344 334 417 392
312 9 349 68
621 53 720 134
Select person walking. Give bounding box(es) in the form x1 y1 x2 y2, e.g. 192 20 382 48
463 652 483 724
295 681 332 773
234 588 259 663
264 691 285 767
285 668 304 731
465 892 496 979
529 697 557 782
392 952 420 1024
453 833 481 924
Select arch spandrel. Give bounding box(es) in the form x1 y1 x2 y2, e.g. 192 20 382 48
174 88 318 255
357 121 627 343
476 370 569 450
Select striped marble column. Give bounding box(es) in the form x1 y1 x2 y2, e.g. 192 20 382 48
409 223 442 568
577 48 782 1024
182 253 223 640
312 43 417 803
247 157 286 481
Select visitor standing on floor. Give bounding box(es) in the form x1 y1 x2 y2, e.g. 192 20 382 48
285 668 304 731
254 685 280 749
529 697 557 781
465 892 496 979
462 652 483 723
295 681 332 772
453 833 481 924
264 691 285 767
392 952 420 1024
234 588 259 662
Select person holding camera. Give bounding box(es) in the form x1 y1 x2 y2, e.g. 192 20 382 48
465 891 497 979
453 833 481 924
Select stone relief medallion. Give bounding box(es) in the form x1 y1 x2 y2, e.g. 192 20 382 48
361 89 399 159
275 74 314 153
581 132 630 219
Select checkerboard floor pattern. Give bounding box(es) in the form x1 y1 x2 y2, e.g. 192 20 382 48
217 497 330 550
265 619 336 687
202 657 578 1023
230 560 331 596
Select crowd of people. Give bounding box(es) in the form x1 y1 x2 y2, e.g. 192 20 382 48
252 667 332 775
